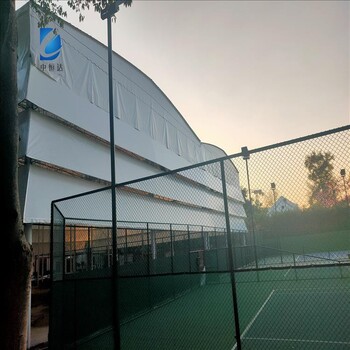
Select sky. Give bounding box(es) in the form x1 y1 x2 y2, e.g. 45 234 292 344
16 0 350 155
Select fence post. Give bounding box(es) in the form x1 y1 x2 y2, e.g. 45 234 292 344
242 147 259 273
201 226 207 268
73 227 76 273
125 228 128 262
187 225 191 273
170 224 174 274
220 160 242 350
214 228 219 271
87 227 92 271
147 223 150 276
293 253 298 280
339 263 343 279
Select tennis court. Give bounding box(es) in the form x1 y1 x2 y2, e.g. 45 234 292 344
76 275 236 350
113 265 350 350
50 126 350 349
236 288 350 349
121 280 235 350
242 248 350 270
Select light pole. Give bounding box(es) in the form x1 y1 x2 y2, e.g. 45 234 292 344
101 2 128 348
241 146 259 271
271 182 277 213
340 169 349 207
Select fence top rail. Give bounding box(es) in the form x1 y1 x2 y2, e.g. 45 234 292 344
55 219 248 233
257 245 343 264
247 124 350 156
51 124 350 205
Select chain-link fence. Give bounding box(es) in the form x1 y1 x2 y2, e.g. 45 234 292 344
50 125 350 349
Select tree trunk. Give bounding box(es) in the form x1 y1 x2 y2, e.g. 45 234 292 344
0 0 33 349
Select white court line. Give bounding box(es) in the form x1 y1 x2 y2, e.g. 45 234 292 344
283 255 300 277
231 289 275 350
276 288 348 294
244 336 350 346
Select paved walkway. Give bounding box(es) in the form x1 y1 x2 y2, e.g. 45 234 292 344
30 325 48 349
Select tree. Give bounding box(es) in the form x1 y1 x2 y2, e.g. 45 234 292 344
241 187 268 244
1 1 131 348
305 151 338 207
1 2 32 349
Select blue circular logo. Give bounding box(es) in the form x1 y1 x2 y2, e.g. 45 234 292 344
40 28 62 61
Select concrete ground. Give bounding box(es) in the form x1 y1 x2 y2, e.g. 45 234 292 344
30 326 48 349
30 287 49 349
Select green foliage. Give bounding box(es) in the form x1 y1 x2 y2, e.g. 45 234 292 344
30 0 67 27
305 151 335 184
257 205 350 237
241 187 270 245
30 0 133 27
304 151 339 207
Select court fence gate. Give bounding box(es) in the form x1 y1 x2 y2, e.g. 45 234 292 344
50 125 350 349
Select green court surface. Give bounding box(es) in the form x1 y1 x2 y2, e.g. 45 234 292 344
120 282 236 350
78 266 350 349
237 289 350 349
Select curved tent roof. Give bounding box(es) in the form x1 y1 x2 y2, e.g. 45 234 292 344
16 3 246 230
17 3 224 169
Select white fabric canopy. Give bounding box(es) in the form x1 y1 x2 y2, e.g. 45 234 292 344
23 165 247 232
16 3 247 231
17 4 226 167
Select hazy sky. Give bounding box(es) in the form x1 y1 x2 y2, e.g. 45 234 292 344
17 0 350 155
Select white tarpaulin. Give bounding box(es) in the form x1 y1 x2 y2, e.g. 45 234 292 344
16 3 247 231
18 4 222 166
23 165 247 232
20 109 161 183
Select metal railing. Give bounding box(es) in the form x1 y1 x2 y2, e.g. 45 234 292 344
50 125 350 349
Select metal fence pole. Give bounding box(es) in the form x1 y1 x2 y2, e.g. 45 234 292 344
87 227 91 271
147 223 150 276
63 222 66 278
170 224 174 274
107 12 120 349
187 225 191 273
242 147 259 271
125 228 127 262
220 160 242 349
201 226 207 268
215 228 219 270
